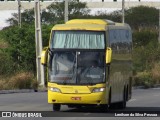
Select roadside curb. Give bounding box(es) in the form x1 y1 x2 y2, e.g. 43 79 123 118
132 86 145 89
0 89 47 94
132 85 160 90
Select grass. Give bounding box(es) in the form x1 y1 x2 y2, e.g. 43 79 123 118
0 72 39 90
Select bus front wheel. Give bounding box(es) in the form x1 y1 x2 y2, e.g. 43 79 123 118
53 104 61 111
100 104 108 112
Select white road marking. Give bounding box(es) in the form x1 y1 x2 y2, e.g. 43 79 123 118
84 113 91 116
128 98 136 102
153 94 159 96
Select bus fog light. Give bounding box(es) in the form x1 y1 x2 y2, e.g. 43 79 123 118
97 100 101 103
92 88 105 93
52 99 56 102
48 87 61 93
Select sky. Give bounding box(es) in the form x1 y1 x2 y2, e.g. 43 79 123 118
0 10 17 29
0 0 159 29
81 0 160 2
0 8 119 29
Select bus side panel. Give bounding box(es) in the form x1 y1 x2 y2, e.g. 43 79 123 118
108 27 132 103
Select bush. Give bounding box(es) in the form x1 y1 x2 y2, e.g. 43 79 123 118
134 71 153 88
31 79 39 92
0 72 40 90
0 80 6 90
0 51 14 75
151 63 160 84
7 72 34 89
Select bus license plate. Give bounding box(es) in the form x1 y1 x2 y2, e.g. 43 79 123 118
71 97 81 100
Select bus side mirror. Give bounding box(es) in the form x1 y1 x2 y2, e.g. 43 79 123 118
106 47 112 64
41 47 48 65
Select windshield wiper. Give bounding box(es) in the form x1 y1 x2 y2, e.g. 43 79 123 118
48 48 54 56
57 82 76 85
79 82 96 85
86 79 95 85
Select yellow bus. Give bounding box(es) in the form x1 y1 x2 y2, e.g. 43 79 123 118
41 19 132 112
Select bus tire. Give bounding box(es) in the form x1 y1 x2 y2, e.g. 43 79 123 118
126 86 129 101
108 88 115 109
118 88 126 109
76 105 82 109
53 104 61 111
100 104 108 112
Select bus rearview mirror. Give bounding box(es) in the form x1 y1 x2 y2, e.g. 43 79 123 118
106 47 112 64
41 47 48 65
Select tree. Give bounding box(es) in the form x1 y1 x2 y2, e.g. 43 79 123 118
125 6 159 29
90 10 121 23
7 0 90 26
133 30 158 48
42 0 90 24
7 9 35 26
0 24 51 74
90 6 159 30
0 37 14 75
1 25 36 72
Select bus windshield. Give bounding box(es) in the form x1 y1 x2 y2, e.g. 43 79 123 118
49 51 105 85
51 31 105 49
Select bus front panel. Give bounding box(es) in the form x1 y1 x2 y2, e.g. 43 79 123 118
48 83 109 105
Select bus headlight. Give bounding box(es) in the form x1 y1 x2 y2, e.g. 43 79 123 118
48 87 61 93
92 88 105 93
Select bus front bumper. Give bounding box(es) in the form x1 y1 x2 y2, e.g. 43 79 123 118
48 90 108 105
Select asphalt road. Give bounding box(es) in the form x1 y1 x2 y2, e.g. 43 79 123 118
0 88 160 119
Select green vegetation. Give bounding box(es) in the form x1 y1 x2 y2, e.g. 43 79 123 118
133 30 160 87
0 1 160 89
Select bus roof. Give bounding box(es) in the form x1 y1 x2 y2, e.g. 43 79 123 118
51 19 130 31
66 19 115 25
52 24 106 31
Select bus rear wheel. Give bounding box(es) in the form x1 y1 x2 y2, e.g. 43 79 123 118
53 104 61 111
117 90 126 109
